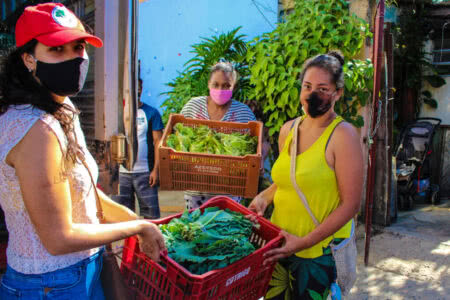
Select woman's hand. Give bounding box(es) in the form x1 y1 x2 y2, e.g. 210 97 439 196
137 222 166 262
248 194 269 217
263 231 309 265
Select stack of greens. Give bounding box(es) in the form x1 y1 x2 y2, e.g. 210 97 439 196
160 207 257 275
166 123 258 156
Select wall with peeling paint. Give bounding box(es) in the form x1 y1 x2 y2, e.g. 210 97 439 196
138 0 278 114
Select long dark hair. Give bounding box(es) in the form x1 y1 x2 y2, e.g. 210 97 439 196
0 39 84 172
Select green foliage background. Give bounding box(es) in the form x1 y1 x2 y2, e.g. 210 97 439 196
160 27 251 123
160 0 374 161
247 0 372 139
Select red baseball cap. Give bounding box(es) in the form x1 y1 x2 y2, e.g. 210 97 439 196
15 3 103 48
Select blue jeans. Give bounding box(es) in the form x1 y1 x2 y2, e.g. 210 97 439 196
112 172 160 219
0 250 104 299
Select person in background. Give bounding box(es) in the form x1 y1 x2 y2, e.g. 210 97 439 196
0 3 165 299
113 78 163 219
249 51 363 299
180 61 258 209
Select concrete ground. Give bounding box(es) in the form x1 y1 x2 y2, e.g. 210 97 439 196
349 200 450 300
158 190 186 217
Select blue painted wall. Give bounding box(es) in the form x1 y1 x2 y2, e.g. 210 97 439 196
138 0 278 114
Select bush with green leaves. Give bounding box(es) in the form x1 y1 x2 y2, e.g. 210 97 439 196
246 0 373 141
392 4 445 114
161 0 374 162
160 27 250 124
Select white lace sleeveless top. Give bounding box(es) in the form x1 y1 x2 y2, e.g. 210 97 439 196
0 99 100 274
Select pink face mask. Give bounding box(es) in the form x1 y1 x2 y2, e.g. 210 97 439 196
209 88 233 105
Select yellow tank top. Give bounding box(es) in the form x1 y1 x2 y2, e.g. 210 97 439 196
271 116 352 258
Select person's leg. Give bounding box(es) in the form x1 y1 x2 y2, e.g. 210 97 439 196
133 172 160 219
111 172 135 211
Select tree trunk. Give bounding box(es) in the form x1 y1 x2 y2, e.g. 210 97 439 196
399 87 417 125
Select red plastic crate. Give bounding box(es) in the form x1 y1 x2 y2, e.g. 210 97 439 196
120 196 282 300
158 114 263 198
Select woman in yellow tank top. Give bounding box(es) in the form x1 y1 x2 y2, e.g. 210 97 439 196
249 51 363 299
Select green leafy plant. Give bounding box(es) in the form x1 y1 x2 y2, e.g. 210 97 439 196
166 123 258 156
337 59 374 127
246 0 373 156
393 4 446 119
160 207 256 274
161 0 373 164
160 27 250 123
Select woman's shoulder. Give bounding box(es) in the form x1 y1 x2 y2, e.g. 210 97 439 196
181 96 207 118
0 105 45 136
280 116 303 136
229 100 256 120
334 119 359 140
278 119 296 141
0 105 59 160
186 96 207 106
231 99 251 110
331 119 361 154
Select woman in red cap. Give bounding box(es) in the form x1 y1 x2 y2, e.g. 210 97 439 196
0 3 165 299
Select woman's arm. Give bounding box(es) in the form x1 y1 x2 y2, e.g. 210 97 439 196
264 122 363 263
7 120 165 259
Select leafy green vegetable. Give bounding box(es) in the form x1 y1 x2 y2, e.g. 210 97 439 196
160 207 258 274
166 123 258 156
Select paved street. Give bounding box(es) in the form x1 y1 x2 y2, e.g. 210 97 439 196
349 201 450 299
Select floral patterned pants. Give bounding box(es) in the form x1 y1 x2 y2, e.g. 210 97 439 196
266 244 339 300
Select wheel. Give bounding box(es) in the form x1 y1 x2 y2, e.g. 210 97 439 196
430 184 440 205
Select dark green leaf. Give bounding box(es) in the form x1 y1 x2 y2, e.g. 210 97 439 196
296 262 309 296
423 98 438 108
421 90 432 98
423 75 446 88
309 261 330 287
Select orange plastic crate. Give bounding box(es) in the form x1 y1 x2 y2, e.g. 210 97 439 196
158 114 263 198
120 196 282 300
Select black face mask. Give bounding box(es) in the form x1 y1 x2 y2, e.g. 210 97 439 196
34 56 89 96
306 91 332 118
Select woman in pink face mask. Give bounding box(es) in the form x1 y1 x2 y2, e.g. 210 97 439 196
180 61 257 209
181 62 255 122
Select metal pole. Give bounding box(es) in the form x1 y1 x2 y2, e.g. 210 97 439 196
130 0 139 166
364 0 384 266
124 0 139 170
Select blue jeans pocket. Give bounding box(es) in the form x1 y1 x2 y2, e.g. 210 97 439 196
0 281 22 299
45 267 84 299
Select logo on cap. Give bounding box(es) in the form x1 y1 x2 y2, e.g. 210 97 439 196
52 6 78 28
